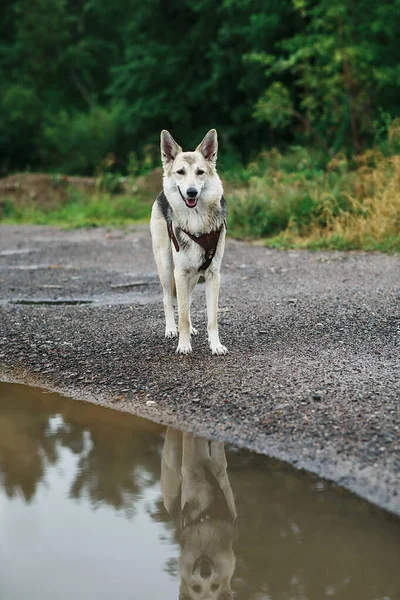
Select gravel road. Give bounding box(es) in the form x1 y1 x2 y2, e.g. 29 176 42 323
0 225 399 514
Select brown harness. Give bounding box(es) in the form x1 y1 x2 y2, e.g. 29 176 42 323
168 221 226 271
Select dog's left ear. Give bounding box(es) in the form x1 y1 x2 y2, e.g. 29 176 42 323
196 129 218 162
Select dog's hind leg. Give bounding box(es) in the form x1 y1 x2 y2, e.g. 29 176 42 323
150 205 177 338
154 247 177 338
205 271 228 355
160 253 178 339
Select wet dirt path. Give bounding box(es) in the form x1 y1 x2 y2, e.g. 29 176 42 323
0 225 399 514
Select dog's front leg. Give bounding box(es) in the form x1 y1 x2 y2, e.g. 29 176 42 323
161 428 183 515
175 269 197 354
205 271 227 355
181 435 211 518
210 441 237 521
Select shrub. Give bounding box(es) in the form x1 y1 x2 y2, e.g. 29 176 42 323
42 104 123 175
227 146 400 252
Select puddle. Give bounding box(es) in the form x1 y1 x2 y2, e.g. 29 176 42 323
0 382 399 600
0 249 36 257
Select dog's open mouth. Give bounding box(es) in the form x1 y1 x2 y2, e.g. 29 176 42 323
193 554 214 575
184 198 197 208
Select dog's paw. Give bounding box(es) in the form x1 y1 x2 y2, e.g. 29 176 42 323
190 326 199 336
176 342 192 354
165 328 178 339
211 344 228 356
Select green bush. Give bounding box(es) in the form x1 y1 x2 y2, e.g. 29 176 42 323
42 104 123 175
0 83 43 171
0 197 18 219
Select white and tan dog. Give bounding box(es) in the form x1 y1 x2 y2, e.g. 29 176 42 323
161 428 237 600
150 129 228 355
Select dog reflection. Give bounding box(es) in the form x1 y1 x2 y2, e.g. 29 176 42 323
161 428 237 600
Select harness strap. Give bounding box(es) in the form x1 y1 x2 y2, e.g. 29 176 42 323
180 477 237 530
167 221 180 253
167 220 226 271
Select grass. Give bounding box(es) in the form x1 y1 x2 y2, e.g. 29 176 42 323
1 141 399 252
0 189 151 228
228 147 400 253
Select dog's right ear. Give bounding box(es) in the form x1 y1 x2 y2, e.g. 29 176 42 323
160 130 182 164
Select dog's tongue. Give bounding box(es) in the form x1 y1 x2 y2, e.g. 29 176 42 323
185 198 197 208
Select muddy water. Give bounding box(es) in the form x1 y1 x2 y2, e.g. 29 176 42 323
0 383 399 600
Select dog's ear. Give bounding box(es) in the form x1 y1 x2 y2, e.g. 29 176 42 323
161 130 182 164
196 129 218 162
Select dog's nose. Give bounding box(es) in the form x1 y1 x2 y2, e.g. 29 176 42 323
186 187 198 198
199 558 212 579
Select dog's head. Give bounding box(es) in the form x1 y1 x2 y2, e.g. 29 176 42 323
160 130 222 210
178 540 235 600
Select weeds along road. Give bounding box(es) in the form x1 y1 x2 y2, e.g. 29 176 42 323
0 225 399 515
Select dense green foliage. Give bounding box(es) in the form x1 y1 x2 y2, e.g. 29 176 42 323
1 0 400 174
2 141 399 251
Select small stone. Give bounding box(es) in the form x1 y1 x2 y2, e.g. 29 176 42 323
146 400 156 406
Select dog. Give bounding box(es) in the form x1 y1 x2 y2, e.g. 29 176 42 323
150 129 228 355
161 428 237 600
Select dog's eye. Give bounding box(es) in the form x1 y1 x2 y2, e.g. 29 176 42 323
191 585 201 593
176 169 185 175
197 169 205 175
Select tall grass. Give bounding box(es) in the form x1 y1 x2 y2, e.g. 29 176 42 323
228 146 400 252
301 152 400 251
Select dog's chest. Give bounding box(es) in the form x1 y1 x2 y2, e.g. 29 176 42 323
170 224 224 271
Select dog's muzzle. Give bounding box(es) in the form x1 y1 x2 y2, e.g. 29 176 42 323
178 185 198 208
193 555 214 578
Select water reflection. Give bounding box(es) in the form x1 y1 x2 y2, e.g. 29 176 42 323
0 382 399 600
0 383 163 512
161 428 237 600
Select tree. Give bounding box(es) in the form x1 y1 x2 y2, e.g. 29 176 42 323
250 0 400 154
